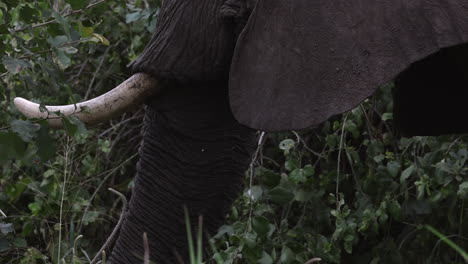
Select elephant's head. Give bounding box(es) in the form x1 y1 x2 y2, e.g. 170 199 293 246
15 0 468 134
13 0 468 263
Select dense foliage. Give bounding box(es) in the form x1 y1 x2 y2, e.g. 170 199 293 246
1 1 467 263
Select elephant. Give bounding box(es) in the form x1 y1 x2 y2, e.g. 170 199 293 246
14 0 468 263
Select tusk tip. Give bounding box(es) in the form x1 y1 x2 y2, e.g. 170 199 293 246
14 97 27 106
14 97 35 116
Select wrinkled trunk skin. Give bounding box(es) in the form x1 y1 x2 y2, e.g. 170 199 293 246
108 83 256 264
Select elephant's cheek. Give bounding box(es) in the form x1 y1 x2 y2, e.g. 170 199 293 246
109 88 256 264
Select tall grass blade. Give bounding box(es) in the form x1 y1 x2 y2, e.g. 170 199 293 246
184 206 196 264
425 225 468 262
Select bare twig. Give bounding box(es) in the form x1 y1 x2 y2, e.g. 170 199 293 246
174 250 185 264
291 130 324 158
336 114 348 208
12 0 108 33
90 188 128 264
84 46 111 100
143 232 150 264
81 248 92 263
18 38 92 60
248 131 267 229
78 153 137 233
305 258 322 264
72 235 83 259
0 209 7 218
58 136 71 262
98 114 141 137
1 38 95 78
101 250 106 264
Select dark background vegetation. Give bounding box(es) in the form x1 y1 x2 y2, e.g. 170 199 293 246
0 1 467 263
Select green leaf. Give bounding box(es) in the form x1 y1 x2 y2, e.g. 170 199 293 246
78 22 94 38
12 237 27 248
2 56 30 74
213 225 234 239
92 33 110 46
81 211 99 226
285 159 300 172
47 35 69 47
326 134 337 148
386 161 401 178
59 46 78 54
290 168 306 183
52 11 72 37
0 237 10 253
126 11 143 23
0 223 13 235
258 251 274 264
252 216 271 238
63 115 87 137
382 113 393 121
280 246 295 264
457 181 468 198
268 187 294 204
11 120 40 142
19 4 39 23
258 168 281 187
28 201 42 216
65 0 89 10
373 154 385 163
290 165 314 184
400 165 415 183
36 126 56 161
245 186 263 201
0 131 27 162
279 139 295 155
0 24 8 34
54 49 71 69
294 189 313 202
344 240 353 254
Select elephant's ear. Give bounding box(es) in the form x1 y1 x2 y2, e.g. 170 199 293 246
229 0 468 132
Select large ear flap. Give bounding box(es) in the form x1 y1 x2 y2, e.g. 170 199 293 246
229 0 468 132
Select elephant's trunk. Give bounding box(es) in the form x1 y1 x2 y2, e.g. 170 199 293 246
14 73 158 128
108 84 256 263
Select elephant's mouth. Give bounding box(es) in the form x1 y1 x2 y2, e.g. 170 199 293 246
14 73 159 128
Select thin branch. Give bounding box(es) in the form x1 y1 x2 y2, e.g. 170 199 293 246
0 209 7 218
1 38 93 78
72 235 83 259
305 258 322 264
90 188 128 264
98 114 141 137
18 38 92 60
291 130 324 158
57 136 71 262
248 131 267 230
12 0 108 33
84 46 111 100
336 114 348 209
143 232 150 264
81 248 92 263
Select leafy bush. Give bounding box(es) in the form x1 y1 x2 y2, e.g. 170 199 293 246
1 1 467 264
1 0 157 263
211 87 468 263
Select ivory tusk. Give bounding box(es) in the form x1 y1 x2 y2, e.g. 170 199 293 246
14 73 159 128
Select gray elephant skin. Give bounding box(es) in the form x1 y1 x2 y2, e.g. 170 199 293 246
60 0 468 263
